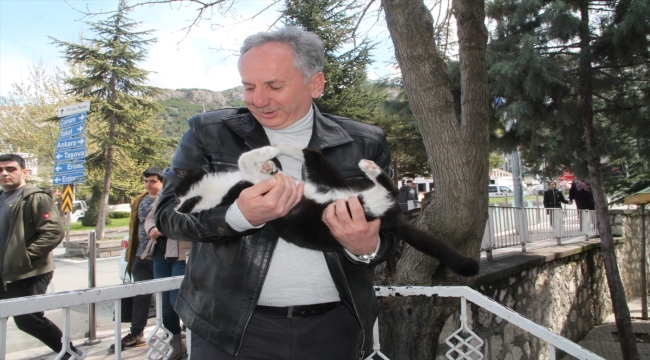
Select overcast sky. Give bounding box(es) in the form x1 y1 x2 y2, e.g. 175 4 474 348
0 0 397 97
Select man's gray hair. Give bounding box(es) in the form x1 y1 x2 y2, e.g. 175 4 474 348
240 27 324 81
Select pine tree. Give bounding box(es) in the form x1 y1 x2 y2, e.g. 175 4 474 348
51 0 169 238
487 0 650 357
282 0 380 121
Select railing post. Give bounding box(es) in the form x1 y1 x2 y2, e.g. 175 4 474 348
114 299 122 359
84 231 101 346
0 317 7 359
553 209 562 245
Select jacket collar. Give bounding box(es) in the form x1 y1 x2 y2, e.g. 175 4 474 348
222 105 353 150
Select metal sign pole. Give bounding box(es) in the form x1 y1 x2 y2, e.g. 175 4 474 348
84 231 101 345
65 212 71 257
641 204 647 320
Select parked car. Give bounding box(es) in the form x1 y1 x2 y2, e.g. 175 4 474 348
55 200 88 223
489 185 513 197
118 235 132 283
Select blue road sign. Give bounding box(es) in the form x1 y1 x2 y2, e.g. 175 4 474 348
52 171 85 185
55 137 86 151
55 148 86 162
59 123 86 139
53 160 85 175
59 112 87 128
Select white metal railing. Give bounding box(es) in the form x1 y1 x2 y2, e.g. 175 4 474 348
0 280 604 360
0 277 183 360
481 207 598 260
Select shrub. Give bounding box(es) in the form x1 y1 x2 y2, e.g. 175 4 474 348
109 211 131 219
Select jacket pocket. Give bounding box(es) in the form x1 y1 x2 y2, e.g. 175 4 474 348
208 152 240 172
7 243 33 277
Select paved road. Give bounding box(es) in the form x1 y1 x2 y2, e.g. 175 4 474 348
4 247 128 355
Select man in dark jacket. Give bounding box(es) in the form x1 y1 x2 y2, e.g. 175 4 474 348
543 181 569 226
156 27 395 359
397 180 417 211
0 154 84 359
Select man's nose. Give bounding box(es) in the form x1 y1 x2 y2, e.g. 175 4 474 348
252 87 270 108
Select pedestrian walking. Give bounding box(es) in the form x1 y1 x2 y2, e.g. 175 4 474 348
0 154 85 359
544 181 569 226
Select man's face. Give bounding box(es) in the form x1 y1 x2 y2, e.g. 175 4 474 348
408 182 415 189
0 161 27 192
143 175 162 197
549 182 557 190
238 42 325 130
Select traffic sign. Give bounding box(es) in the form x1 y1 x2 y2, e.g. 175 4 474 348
57 102 90 118
60 113 87 128
55 137 86 151
60 185 74 212
55 148 86 162
53 171 85 185
58 123 86 139
54 160 85 175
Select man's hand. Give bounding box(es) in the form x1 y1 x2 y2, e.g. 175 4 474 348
238 172 304 226
322 197 380 255
148 227 163 243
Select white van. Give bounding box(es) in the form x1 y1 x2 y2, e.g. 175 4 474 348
488 185 513 197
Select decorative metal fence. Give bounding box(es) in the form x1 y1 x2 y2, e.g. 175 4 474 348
0 279 605 360
481 207 598 260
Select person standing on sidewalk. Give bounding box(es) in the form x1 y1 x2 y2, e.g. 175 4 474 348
0 154 85 359
109 167 163 353
143 195 190 359
543 181 569 226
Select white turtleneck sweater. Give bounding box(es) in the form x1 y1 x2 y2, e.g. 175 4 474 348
225 107 340 306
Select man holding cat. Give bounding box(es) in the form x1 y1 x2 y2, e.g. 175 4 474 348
156 26 395 359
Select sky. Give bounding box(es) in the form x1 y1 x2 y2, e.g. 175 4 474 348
0 0 397 97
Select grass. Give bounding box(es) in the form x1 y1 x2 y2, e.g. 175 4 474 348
68 217 130 231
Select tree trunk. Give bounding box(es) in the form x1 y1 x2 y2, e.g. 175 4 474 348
378 0 489 357
578 1 639 358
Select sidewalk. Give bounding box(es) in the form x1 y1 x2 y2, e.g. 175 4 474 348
6 323 160 360
561 296 650 360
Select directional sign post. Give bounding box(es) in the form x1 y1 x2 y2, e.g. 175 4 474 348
54 102 89 258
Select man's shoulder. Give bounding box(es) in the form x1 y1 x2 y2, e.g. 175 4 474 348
322 113 385 140
187 107 250 128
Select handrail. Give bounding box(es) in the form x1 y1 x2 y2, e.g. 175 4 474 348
1 280 604 360
375 286 604 360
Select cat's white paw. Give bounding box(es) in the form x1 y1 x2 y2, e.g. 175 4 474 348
256 160 277 175
274 143 305 161
359 159 381 178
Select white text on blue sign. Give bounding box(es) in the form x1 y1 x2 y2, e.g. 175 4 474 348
59 113 87 128
53 171 85 185
58 124 86 139
55 137 86 151
55 149 86 162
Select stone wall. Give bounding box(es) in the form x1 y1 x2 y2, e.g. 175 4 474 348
434 209 648 360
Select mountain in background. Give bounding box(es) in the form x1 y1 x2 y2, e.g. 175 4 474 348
156 87 245 138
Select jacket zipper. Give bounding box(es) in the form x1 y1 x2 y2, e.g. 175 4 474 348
334 256 366 359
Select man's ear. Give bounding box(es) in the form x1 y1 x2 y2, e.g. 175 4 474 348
309 72 326 99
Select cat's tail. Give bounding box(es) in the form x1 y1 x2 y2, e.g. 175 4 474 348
392 221 480 277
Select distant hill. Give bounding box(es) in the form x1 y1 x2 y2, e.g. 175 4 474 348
156 87 245 139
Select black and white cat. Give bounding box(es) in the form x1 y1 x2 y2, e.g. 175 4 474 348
174 144 479 277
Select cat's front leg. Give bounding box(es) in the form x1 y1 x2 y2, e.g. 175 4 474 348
273 143 305 162
239 146 280 184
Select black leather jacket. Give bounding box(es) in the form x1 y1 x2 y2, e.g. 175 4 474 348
155 105 396 358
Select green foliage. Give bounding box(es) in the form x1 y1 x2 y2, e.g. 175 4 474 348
370 80 430 180
108 211 131 219
82 184 112 226
282 0 381 121
486 0 650 195
156 98 204 138
489 152 505 170
51 0 175 233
